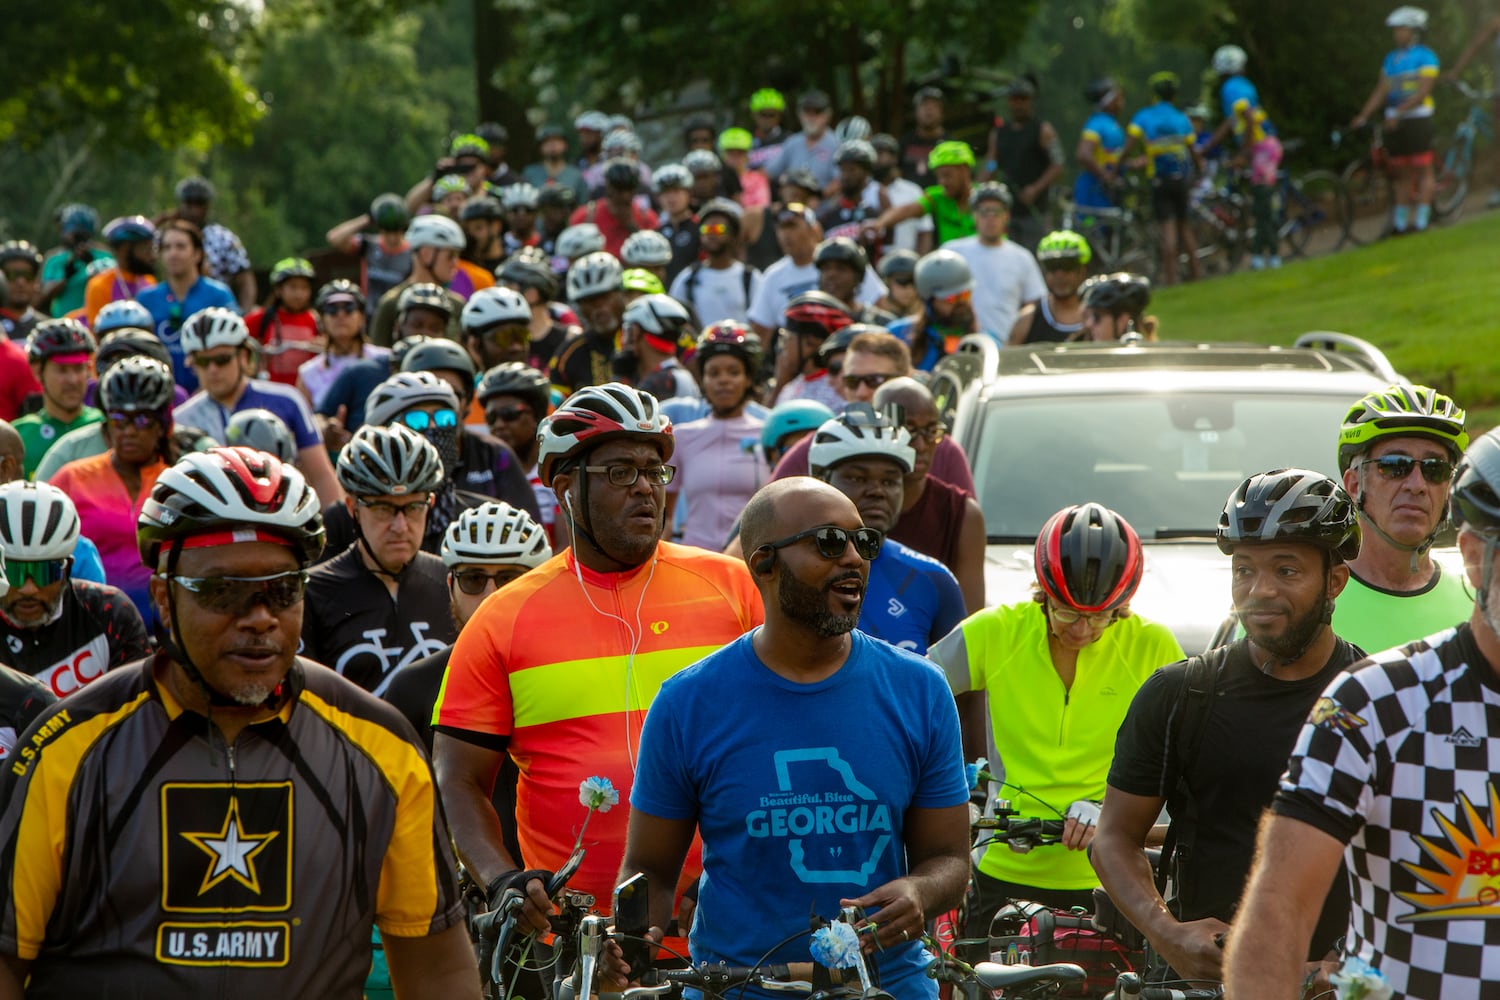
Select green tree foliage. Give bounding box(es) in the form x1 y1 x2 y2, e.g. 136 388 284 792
0 1 263 151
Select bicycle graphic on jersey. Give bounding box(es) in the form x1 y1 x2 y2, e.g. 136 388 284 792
336 622 447 697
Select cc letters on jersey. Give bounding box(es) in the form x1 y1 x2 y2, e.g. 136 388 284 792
157 781 294 968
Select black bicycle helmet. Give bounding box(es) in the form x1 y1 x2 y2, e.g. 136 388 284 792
1084 78 1119 106
537 185 577 211
175 176 216 203
99 356 175 412
604 158 641 190
1080 272 1152 315
1035 502 1144 613
1217 469 1361 562
0 240 44 271
96 329 173 375
370 193 410 231
876 249 919 283
25 318 96 363
477 362 550 413
813 237 868 280
817 322 885 363
315 278 367 313
694 321 763 374
400 338 478 380
461 196 504 221
498 251 560 301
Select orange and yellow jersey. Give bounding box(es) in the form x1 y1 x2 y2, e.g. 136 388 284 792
434 542 763 907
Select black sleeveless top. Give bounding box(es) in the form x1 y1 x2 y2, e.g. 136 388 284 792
992 116 1051 215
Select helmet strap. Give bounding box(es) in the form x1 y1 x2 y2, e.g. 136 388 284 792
352 515 410 582
1354 470 1438 576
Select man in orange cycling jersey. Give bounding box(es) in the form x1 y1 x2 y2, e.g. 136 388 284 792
434 383 762 936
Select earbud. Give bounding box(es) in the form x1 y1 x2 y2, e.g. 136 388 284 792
565 489 575 508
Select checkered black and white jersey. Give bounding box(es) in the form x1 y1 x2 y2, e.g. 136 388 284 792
1273 624 1500 1000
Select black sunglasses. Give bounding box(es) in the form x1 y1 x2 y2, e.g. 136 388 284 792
452 568 524 595
1360 454 1455 484
168 571 308 615
758 525 884 563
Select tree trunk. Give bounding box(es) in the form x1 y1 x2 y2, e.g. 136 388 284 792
472 0 535 165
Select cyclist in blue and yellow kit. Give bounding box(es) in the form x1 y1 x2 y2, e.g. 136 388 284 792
1126 72 1202 285
929 502 1183 960
1074 79 1127 211
1353 6 1441 234
1201 44 1283 269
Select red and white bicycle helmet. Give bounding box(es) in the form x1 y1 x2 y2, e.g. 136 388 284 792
536 382 673 486
138 447 325 568
1034 502 1143 613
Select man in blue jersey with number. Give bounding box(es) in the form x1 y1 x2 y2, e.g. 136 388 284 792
1074 79 1127 211
1352 6 1441 234
616 476 970 999
1127 73 1202 285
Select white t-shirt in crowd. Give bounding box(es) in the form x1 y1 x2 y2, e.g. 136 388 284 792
945 236 1046 340
667 261 763 327
882 178 934 252
747 258 889 329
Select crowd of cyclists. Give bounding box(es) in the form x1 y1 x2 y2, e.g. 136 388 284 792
0 5 1498 999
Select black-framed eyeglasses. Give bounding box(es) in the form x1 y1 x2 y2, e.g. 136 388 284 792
758 525 884 563
486 403 531 424
452 567 526 595
583 464 675 487
905 422 945 444
108 411 160 430
357 497 434 521
168 570 309 615
1359 454 1454 484
1047 602 1118 628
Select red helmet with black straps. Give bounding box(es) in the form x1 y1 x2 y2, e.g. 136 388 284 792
783 290 853 341
1035 502 1143 612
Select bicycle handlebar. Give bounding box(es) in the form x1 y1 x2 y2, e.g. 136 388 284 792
1111 971 1225 999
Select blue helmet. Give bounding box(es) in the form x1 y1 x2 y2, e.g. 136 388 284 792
761 399 837 452
95 300 156 335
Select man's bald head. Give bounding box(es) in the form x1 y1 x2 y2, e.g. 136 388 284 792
740 478 862 574
0 421 23 483
872 377 934 417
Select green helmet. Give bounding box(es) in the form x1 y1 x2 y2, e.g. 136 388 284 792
622 269 665 296
1037 230 1092 267
433 175 470 199
1149 71 1179 100
718 127 754 153
749 88 786 113
928 141 976 170
270 257 315 285
449 133 491 159
1337 385 1469 473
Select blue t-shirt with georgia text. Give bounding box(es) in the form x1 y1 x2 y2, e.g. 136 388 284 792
632 630 969 1000
861 539 966 655
136 277 239 393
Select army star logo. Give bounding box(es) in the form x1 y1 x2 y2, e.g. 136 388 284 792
181 798 280 896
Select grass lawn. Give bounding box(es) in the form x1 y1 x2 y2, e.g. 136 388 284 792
1151 210 1500 431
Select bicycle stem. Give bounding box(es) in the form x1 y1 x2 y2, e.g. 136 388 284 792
574 914 609 1000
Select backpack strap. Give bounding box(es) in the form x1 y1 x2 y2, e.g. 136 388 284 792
683 262 703 311
1155 645 1229 902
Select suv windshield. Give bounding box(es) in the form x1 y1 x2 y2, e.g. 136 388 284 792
976 391 1355 539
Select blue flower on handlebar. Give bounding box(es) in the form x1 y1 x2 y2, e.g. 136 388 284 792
579 775 620 812
810 921 862 969
966 758 988 791
1330 956 1392 1000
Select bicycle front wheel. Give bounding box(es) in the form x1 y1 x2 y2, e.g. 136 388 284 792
1282 170 1348 258
1341 158 1389 246
1431 138 1471 220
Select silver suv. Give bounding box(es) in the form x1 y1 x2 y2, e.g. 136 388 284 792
938 333 1402 653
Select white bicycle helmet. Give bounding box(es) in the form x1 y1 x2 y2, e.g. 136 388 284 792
337 423 445 498
138 447 325 567
683 150 722 175
835 115 872 142
0 481 81 561
620 230 674 268
574 110 612 132
566 251 624 301
603 129 642 157
808 407 915 477
1386 5 1427 28
179 307 250 354
537 382 674 485
225 408 298 463
94 299 156 335
441 501 552 569
462 286 532 333
652 164 692 193
1212 44 1248 75
501 182 541 210
556 224 606 261
914 249 974 300
406 214 467 251
623 294 691 337
366 371 461 427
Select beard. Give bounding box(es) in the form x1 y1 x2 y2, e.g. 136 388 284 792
229 681 278 707
1246 598 1328 661
778 563 861 637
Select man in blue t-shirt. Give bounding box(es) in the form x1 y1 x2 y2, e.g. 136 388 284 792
1126 72 1202 285
620 477 969 999
1073 79 1127 211
807 406 964 654
136 219 238 392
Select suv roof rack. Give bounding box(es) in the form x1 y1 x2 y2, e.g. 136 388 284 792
1292 332 1401 382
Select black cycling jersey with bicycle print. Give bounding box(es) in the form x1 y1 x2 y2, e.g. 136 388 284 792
0 580 152 699
301 545 457 697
